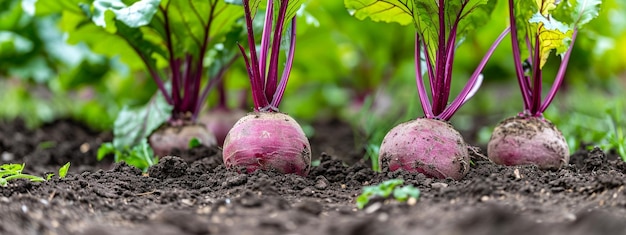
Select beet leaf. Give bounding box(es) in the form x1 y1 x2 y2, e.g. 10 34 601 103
82 0 243 121
508 0 601 116
345 0 506 121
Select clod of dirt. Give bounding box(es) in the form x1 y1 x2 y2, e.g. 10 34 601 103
569 147 609 172
148 156 188 179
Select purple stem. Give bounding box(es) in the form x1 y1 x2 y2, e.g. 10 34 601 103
241 0 268 110
422 41 436 98
265 0 289 105
523 35 533 99
216 79 227 109
433 0 447 115
507 0 531 110
181 60 197 114
193 55 239 120
188 1 217 119
270 18 296 109
530 33 542 116
441 8 464 115
439 27 510 120
414 33 434 118
259 0 274 87
539 29 578 113
161 5 181 110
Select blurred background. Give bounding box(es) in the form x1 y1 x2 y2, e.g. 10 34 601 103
1 0 625 157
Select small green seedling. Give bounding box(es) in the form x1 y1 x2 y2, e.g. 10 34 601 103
356 179 420 209
46 162 72 180
0 162 70 186
188 137 202 149
98 141 158 172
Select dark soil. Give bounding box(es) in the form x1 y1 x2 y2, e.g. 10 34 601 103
2 119 626 235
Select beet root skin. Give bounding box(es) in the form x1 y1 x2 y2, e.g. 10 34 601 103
379 118 470 180
487 116 569 169
149 123 217 157
222 112 311 176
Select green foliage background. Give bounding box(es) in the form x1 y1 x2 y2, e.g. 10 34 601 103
1 0 625 154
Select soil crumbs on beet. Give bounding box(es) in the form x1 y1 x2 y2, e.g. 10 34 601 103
2 119 626 235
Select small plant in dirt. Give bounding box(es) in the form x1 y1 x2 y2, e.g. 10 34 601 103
222 0 311 176
487 0 602 169
345 0 508 179
51 0 245 160
1 162 70 186
98 141 157 172
356 179 420 209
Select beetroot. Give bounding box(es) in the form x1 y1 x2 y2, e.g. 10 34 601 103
487 116 569 169
222 112 311 176
484 0 599 169
226 0 311 175
149 123 216 157
379 118 470 180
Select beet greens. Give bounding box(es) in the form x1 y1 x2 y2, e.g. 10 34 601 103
507 0 601 117
346 0 506 179
85 0 242 122
221 0 312 176
486 0 602 169
346 0 508 120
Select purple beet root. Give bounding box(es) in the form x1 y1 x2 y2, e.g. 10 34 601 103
149 123 217 157
222 112 311 176
487 115 569 169
379 118 470 180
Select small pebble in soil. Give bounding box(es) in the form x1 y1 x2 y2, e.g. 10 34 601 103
315 176 330 190
1 151 14 161
365 202 382 214
407 197 417 206
301 187 315 196
514 168 522 179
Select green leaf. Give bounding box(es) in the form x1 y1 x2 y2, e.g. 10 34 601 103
59 162 71 178
524 0 574 68
118 141 158 171
188 137 202 148
356 193 371 209
112 91 173 150
1 163 24 173
280 0 304 25
97 142 117 160
418 0 497 63
0 163 47 186
92 0 160 28
392 185 420 202
344 0 414 26
163 0 243 59
0 31 34 59
554 0 602 27
355 179 404 209
529 13 571 68
345 0 497 64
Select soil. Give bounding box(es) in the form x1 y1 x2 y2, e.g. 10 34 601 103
2 118 626 235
